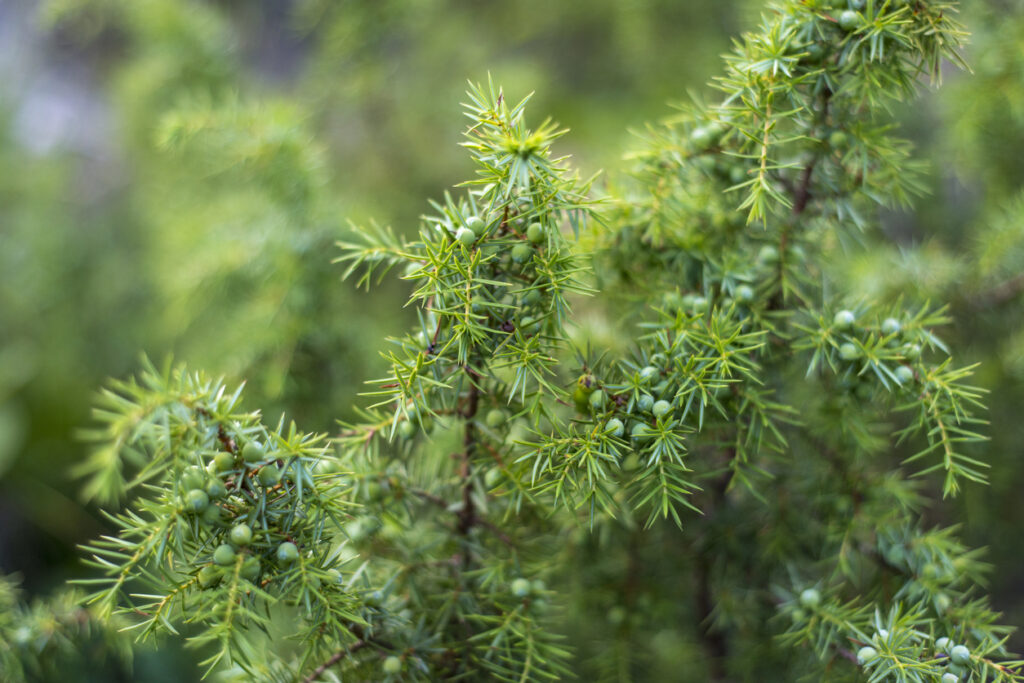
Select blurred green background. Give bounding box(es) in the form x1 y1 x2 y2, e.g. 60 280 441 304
1 0 1023 678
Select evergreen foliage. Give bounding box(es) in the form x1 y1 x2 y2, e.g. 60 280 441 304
4 0 1024 681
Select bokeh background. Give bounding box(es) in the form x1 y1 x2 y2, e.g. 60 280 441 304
1 0 1022 679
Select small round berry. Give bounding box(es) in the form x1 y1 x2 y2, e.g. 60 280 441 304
894 366 914 385
690 126 712 149
213 544 236 567
240 557 261 581
589 389 607 410
637 393 655 412
881 318 902 336
833 310 856 329
511 244 533 263
935 637 952 652
735 284 754 303
182 466 205 490
326 568 343 584
904 343 922 360
691 296 708 313
829 130 849 148
948 663 966 676
484 467 503 489
276 541 300 565
519 315 540 335
849 0 866 9
758 245 779 264
455 226 476 247
799 588 821 608
202 505 224 525
631 422 649 441
258 464 281 487
185 488 210 513
873 629 890 644
198 565 220 588
230 523 253 547
639 366 659 384
941 673 959 683
531 580 546 593
465 216 485 237
206 480 227 499
527 222 545 244
606 418 625 437
935 593 951 613
485 409 505 429
856 646 878 665
383 656 403 675
398 420 416 440
213 452 234 472
950 645 970 665
242 441 266 464
511 578 532 598
838 10 861 31
652 400 671 419
839 343 860 361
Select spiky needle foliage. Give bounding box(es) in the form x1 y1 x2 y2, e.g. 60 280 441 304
58 1 1024 682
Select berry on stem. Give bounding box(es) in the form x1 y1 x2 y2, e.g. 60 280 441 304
213 452 234 472
527 222 545 244
799 588 820 608
258 464 280 487
839 10 860 31
833 310 856 330
213 544 236 567
383 656 403 675
857 646 878 665
465 215 485 237
512 578 531 597
455 226 476 247
605 418 625 437
950 645 970 665
652 400 671 419
881 317 902 336
185 488 209 512
839 343 860 361
485 409 505 429
277 541 299 565
242 441 266 464
230 523 253 547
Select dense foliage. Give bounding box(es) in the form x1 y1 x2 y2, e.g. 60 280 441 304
3 0 1024 681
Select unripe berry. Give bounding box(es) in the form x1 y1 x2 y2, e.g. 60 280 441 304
894 366 914 385
258 464 280 487
276 541 299 564
527 222 545 244
690 126 712 149
202 505 224 525
589 389 607 410
519 315 540 335
484 467 503 489
935 637 952 652
829 130 849 148
849 0 866 9
874 629 890 643
799 588 821 608
639 366 659 384
485 409 505 429
213 544 236 566
398 420 416 440
326 568 342 584
839 343 860 361
833 310 856 329
631 422 649 441
606 418 625 437
240 556 260 581
455 226 476 247
198 565 220 588
941 673 959 683
652 400 671 419
735 284 754 302
182 466 205 490
950 645 970 665
881 317 902 336
531 580 546 593
758 245 779 264
637 393 654 412
242 441 266 464
511 243 533 263
185 488 210 513
856 646 878 665
465 215 485 237
838 10 860 31
904 343 922 360
383 656 403 675
213 452 234 472
230 523 253 547
206 480 227 499
691 296 708 313
511 578 531 597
